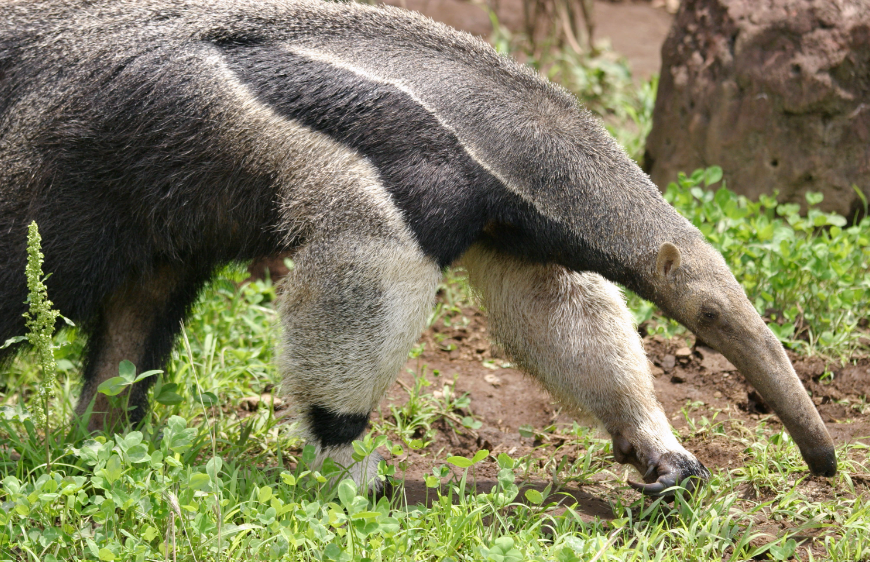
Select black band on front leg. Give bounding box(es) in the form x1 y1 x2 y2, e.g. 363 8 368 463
308 405 370 447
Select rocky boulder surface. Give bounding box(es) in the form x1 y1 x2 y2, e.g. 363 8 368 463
645 0 870 218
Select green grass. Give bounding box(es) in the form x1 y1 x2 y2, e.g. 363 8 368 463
2 350 869 561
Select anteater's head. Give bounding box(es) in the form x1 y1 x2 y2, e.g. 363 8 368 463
649 239 836 477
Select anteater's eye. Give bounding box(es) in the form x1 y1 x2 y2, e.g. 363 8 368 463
702 310 718 321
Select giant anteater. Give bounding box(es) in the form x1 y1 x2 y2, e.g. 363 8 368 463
0 0 835 493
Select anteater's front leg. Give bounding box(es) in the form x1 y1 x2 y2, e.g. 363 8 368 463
279 232 441 491
461 244 709 496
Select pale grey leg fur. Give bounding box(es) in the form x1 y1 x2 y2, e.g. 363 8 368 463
279 232 441 490
461 244 704 489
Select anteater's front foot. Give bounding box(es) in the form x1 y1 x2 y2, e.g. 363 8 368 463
315 445 385 494
613 435 710 498
626 451 710 497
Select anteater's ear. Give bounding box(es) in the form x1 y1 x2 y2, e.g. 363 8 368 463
656 242 682 278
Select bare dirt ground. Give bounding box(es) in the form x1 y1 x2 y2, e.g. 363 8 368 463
377 304 870 517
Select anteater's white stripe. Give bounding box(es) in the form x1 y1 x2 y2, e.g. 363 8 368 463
286 46 530 204
204 50 412 242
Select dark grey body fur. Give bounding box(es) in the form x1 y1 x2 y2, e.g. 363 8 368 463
0 0 834 491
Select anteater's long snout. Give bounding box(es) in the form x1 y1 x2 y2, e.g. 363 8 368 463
717 320 836 477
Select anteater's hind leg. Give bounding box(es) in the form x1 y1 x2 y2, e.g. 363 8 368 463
460 243 709 496
279 233 441 491
76 265 208 431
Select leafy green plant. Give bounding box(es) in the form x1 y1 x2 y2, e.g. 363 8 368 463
376 366 483 451
0 222 77 470
379 368 438 449
93 360 164 425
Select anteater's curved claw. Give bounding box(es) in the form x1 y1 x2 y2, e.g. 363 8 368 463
613 435 711 499
628 454 710 499
628 477 671 497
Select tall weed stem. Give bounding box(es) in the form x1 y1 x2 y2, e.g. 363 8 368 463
23 221 60 469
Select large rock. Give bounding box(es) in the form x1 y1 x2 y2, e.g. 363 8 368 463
645 0 870 218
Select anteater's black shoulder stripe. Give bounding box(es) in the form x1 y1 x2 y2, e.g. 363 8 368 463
218 43 507 267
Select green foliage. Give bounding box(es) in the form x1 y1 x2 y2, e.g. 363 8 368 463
4 402 866 561
375 366 483 451
629 167 870 357
91 360 166 428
